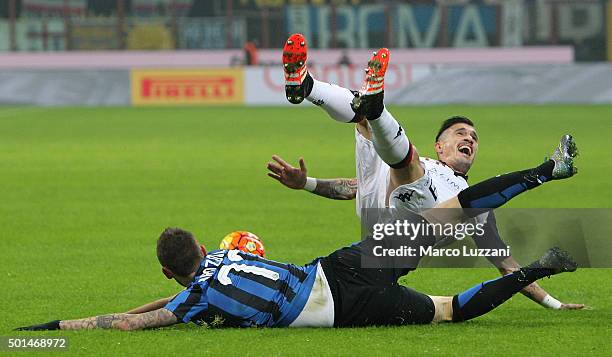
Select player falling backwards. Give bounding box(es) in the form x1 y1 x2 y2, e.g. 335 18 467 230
16 51 582 332
269 33 583 310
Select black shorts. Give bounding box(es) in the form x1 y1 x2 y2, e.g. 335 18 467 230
319 240 435 327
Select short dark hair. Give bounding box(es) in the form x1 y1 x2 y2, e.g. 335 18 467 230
156 227 202 277
435 116 474 142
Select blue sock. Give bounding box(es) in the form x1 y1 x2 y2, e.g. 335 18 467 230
451 265 554 322
457 161 554 217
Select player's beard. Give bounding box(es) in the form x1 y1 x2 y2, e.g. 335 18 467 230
448 152 473 174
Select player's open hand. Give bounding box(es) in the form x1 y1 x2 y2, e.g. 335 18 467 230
559 303 586 310
267 155 307 190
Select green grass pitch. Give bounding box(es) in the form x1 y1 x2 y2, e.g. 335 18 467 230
0 105 611 355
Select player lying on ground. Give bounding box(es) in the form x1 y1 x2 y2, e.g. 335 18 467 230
16 227 578 331
16 162 580 331
274 33 583 310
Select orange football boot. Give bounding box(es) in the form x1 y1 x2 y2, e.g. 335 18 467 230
361 48 390 95
283 33 309 104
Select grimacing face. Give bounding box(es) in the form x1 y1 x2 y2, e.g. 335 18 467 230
434 123 479 174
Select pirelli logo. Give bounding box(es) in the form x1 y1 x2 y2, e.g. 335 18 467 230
131 69 244 105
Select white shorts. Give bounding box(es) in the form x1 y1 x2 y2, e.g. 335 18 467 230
354 129 487 247
289 262 334 327
355 128 390 216
355 129 436 215
388 173 438 214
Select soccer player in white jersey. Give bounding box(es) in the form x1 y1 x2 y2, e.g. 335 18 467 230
269 34 584 310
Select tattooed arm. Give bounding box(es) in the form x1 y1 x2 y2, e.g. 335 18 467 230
267 155 358 200
125 294 177 314
310 178 358 200
59 308 177 331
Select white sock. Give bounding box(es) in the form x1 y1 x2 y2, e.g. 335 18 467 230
369 109 411 167
306 77 357 123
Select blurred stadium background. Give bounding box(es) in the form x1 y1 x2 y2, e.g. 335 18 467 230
0 0 611 105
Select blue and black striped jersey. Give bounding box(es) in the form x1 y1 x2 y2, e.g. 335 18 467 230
164 249 319 327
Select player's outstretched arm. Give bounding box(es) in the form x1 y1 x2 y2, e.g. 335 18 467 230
125 294 177 314
267 155 357 200
15 308 177 331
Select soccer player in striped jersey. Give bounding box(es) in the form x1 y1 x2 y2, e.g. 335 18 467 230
16 220 577 330
272 33 584 310
17 152 584 331
15 41 585 332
